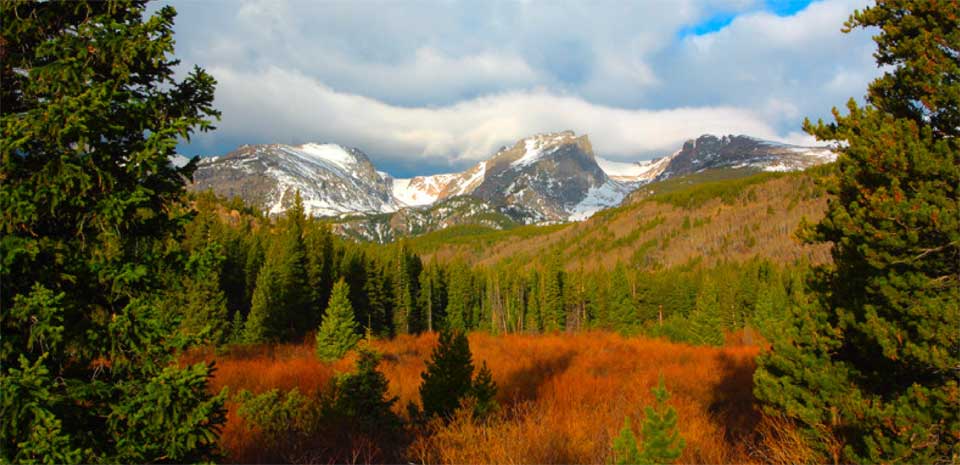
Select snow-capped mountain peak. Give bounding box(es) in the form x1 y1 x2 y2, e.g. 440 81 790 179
189 131 835 235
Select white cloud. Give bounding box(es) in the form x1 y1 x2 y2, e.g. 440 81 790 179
209 66 782 171
164 0 881 174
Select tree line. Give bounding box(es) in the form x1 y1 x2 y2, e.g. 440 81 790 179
178 190 812 349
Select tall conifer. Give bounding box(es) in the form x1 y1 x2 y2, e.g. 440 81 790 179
755 1 959 462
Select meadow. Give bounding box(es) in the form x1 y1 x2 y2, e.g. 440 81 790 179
192 332 813 464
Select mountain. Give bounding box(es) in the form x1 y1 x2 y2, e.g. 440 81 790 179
649 134 835 181
189 132 835 241
332 196 519 243
190 143 398 216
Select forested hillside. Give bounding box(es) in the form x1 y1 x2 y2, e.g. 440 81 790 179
412 167 832 271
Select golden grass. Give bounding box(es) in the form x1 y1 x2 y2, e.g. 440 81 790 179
197 332 804 464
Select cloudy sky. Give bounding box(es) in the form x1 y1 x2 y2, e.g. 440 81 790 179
162 0 878 177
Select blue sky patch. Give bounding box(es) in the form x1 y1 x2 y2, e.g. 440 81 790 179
679 0 815 38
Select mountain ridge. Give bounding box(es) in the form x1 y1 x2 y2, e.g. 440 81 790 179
187 131 835 239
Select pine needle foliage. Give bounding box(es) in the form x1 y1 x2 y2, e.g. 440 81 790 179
316 279 361 362
1 1 226 461
755 1 960 462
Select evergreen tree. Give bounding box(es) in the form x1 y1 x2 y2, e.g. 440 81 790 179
178 243 230 345
392 243 419 334
607 262 637 332
419 330 475 420
524 270 542 333
363 259 391 335
610 417 642 465
755 2 960 462
316 279 361 362
444 263 473 331
471 361 498 419
417 265 441 332
686 276 724 346
638 376 685 464
1 1 225 461
541 252 565 331
277 192 311 338
304 221 335 321
230 309 245 343
243 246 285 343
324 346 402 437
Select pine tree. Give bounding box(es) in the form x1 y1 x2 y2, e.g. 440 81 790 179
444 263 473 331
277 192 311 338
419 330 475 420
607 262 637 332
304 221 335 322
324 345 402 437
638 376 685 464
755 1 960 462
243 247 285 343
316 279 361 362
541 252 565 332
179 243 230 345
610 417 642 465
686 276 724 346
1 1 225 461
471 361 498 419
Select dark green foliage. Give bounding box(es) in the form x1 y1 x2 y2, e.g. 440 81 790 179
541 251 565 331
685 276 725 346
607 262 637 332
243 249 285 343
639 376 685 464
471 362 498 419
755 1 960 462
444 263 474 331
392 242 422 335
323 346 402 438
177 243 230 345
234 387 319 462
316 279 362 362
0 1 225 461
419 330 492 420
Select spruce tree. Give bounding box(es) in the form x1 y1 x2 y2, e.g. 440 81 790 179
541 252 565 332
607 262 637 332
444 263 473 331
316 279 361 362
686 276 724 346
243 246 285 343
178 243 230 345
277 192 311 338
1 1 225 461
755 1 959 462
638 376 684 464
324 346 402 438
419 330 475 420
471 361 498 419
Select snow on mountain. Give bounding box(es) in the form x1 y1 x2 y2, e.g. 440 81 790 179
191 132 836 240
596 155 674 183
190 143 398 217
568 179 632 221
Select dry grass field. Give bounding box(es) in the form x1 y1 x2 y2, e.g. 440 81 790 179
190 331 814 464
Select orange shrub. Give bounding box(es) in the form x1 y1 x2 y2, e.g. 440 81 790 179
198 332 773 464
